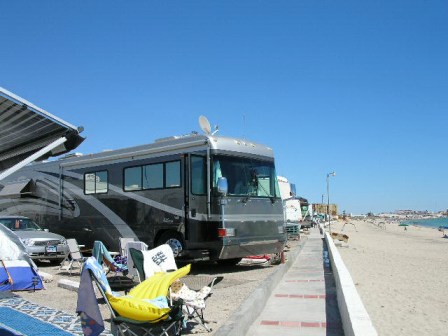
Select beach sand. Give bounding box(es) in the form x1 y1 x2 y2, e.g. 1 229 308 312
332 218 448 336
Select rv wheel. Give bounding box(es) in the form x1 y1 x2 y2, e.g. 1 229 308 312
157 231 185 258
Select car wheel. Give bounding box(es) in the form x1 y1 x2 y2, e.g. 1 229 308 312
157 231 185 258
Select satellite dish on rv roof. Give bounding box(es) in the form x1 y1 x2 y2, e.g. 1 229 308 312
199 115 212 135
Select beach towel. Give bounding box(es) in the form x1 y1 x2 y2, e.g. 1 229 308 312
92 241 128 275
76 266 105 336
170 280 211 309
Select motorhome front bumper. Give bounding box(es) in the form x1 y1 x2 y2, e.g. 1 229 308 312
218 239 285 260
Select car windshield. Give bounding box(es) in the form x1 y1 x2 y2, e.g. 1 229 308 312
0 218 43 231
212 155 281 198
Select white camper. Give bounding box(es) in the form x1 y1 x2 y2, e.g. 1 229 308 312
277 176 302 227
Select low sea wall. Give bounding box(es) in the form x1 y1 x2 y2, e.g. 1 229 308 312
324 230 378 336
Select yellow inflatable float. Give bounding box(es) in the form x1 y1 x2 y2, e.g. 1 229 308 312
107 264 191 322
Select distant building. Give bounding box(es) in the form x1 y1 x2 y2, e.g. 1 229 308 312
313 203 338 216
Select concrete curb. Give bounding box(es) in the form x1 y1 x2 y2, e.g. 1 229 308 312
57 278 79 292
37 271 53 283
325 231 378 336
213 241 305 336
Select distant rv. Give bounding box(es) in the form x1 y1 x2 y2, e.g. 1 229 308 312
0 132 286 264
277 176 302 226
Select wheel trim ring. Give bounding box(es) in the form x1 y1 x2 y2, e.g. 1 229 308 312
166 238 183 257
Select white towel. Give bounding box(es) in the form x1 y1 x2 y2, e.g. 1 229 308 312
142 244 178 279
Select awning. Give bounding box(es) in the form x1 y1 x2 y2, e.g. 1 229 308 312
0 179 31 198
0 87 85 178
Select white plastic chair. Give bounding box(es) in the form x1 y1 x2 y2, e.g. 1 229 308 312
118 237 136 257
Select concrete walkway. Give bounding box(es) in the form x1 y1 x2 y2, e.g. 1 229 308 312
246 227 345 336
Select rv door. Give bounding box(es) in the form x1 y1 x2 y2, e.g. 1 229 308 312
186 154 208 243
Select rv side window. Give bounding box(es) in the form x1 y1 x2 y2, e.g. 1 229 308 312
143 163 163 189
124 167 142 191
191 155 206 195
84 171 108 194
165 161 181 188
124 160 181 191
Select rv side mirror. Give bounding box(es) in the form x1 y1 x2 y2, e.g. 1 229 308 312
217 177 228 196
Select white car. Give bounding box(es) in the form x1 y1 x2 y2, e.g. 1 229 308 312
0 216 69 263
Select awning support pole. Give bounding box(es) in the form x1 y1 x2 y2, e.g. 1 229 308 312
0 136 67 181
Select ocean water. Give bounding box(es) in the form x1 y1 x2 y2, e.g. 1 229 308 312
402 217 448 229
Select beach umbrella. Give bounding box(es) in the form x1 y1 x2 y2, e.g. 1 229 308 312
398 223 409 230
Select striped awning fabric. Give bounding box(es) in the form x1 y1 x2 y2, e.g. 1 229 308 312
0 87 85 172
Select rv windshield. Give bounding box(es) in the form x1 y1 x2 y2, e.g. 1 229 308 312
212 155 281 198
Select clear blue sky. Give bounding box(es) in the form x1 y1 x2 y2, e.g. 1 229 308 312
2 1 447 214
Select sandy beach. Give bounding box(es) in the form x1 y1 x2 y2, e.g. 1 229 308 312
332 218 448 336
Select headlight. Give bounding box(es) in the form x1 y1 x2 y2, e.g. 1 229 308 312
21 238 35 246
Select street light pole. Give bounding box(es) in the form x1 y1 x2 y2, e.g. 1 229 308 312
326 172 336 233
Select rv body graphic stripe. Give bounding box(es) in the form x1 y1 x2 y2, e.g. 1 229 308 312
108 185 184 217
59 169 184 218
60 179 138 239
33 170 137 238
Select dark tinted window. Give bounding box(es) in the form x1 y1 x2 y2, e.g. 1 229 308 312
124 160 181 191
191 155 206 195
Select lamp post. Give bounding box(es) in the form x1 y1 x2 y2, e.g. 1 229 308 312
326 172 336 233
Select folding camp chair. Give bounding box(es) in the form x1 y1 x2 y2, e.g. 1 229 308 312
109 237 136 277
59 238 86 275
92 240 128 276
129 245 222 332
77 257 190 336
126 241 148 281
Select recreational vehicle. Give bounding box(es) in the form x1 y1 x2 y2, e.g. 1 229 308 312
277 176 302 230
0 131 286 264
